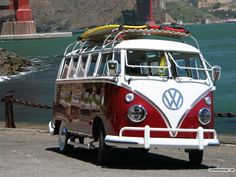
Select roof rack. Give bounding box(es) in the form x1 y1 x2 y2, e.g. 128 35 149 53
64 26 200 56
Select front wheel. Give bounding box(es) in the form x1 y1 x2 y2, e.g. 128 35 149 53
189 150 203 165
97 128 110 165
58 121 73 153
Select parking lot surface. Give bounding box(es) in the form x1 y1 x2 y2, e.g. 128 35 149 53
0 128 235 177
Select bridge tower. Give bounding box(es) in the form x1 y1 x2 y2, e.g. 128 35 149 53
135 0 166 25
135 0 156 25
16 0 32 21
0 0 36 35
149 0 155 26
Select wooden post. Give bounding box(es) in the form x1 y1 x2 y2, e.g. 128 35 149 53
5 94 16 128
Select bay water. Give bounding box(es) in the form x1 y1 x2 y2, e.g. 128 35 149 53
0 23 235 135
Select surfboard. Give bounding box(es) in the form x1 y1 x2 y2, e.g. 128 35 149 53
80 24 147 40
80 24 190 41
149 25 190 34
119 29 191 40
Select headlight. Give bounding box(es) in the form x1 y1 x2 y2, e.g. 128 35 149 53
204 96 211 106
198 108 211 125
125 93 135 103
128 105 147 123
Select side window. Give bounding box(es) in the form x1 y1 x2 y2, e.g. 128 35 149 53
97 53 112 76
68 57 79 78
87 54 98 77
77 56 88 78
60 58 70 79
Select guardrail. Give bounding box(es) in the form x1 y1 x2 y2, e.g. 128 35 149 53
0 93 235 128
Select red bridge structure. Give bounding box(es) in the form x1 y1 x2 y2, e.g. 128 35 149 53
0 0 36 35
123 0 166 26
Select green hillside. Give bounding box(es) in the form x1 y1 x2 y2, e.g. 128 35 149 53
166 1 215 23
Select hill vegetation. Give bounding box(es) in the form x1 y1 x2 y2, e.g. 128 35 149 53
165 1 215 23
30 0 136 32
166 0 236 23
28 0 236 32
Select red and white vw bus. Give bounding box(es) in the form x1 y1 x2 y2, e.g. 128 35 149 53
49 27 221 165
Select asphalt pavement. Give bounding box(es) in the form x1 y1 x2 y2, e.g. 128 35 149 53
0 128 235 177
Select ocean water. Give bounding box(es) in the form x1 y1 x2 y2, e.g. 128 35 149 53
0 23 236 135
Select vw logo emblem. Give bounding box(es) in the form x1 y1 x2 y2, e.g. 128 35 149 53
162 88 183 110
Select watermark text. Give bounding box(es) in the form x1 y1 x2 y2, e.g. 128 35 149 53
208 168 235 173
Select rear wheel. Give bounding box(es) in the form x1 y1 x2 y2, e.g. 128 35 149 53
189 150 203 165
97 127 110 165
58 121 73 153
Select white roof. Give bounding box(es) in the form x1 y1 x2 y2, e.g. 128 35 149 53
114 39 200 53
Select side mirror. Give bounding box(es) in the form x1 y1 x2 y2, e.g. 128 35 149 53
107 60 119 76
212 65 221 81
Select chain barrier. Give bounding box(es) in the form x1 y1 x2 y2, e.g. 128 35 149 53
0 96 52 110
11 98 53 109
0 96 235 116
215 112 236 118
0 94 236 129
1 94 53 128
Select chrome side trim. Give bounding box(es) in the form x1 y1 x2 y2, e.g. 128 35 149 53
56 77 118 85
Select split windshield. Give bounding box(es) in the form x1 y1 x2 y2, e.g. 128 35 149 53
125 50 207 80
169 52 207 80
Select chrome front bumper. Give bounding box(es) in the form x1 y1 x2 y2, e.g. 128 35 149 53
105 126 220 150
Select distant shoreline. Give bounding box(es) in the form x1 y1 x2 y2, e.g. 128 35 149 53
0 32 72 41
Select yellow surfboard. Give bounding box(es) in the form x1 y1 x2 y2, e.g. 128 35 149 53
80 24 147 40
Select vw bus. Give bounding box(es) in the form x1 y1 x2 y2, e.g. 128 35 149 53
49 26 221 165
